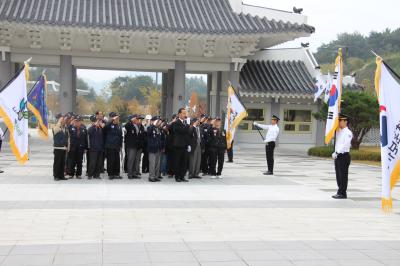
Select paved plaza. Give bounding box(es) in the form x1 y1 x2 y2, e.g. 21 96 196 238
0 135 399 266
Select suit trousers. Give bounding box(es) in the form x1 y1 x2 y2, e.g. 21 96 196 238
209 147 225 176
265 141 275 173
149 152 161 180
88 151 103 178
189 145 202 178
335 153 351 196
174 147 187 180
127 148 142 177
53 149 66 179
106 148 120 177
67 149 84 177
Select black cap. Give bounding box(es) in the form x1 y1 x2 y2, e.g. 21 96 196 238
151 116 160 121
272 115 280 121
138 114 145 120
74 115 82 121
109 112 119 118
214 117 221 121
55 113 63 120
339 113 350 121
90 115 96 122
200 114 207 118
191 118 199 124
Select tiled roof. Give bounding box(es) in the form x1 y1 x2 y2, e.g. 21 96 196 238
0 0 315 35
240 60 316 96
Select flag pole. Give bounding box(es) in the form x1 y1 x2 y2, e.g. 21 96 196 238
253 122 265 142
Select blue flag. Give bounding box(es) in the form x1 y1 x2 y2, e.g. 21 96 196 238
28 75 49 138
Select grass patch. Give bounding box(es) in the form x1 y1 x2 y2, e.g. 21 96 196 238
308 146 381 162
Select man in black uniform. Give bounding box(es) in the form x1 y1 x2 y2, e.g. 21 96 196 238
104 112 123 179
200 116 212 176
166 114 177 177
87 114 105 179
147 116 162 182
172 108 190 182
125 114 144 179
52 113 68 181
67 116 88 179
209 118 227 179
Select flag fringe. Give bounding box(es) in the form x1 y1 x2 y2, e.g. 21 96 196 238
382 198 393 213
0 107 29 164
27 102 48 139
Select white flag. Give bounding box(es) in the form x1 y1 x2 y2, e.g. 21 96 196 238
313 75 326 102
324 73 333 103
375 57 400 211
225 86 247 149
0 65 29 163
325 49 343 144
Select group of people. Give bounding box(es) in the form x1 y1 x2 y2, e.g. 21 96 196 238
52 108 231 182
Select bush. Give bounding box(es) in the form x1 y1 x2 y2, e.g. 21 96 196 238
308 146 381 162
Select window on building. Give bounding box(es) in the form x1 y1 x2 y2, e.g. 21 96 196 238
240 108 264 130
283 109 312 133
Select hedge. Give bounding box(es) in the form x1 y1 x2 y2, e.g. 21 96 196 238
308 146 381 162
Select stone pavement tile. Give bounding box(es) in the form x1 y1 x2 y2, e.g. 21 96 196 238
103 242 146 253
267 241 313 251
335 260 385 266
57 243 102 254
236 250 283 261
103 264 151 266
380 260 400 266
152 263 200 266
193 250 240 262
340 241 389 250
9 244 58 255
200 262 247 266
246 261 293 266
0 245 13 256
2 254 54 266
53 253 102 265
378 240 400 249
148 251 197 263
277 250 328 260
360 249 400 260
304 241 351 250
227 241 273 251
291 260 339 266
317 250 371 260
102 251 149 264
186 242 232 251
145 242 189 251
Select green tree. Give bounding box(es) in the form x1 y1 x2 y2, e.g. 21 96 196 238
313 91 379 150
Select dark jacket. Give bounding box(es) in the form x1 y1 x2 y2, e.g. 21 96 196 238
188 126 204 152
172 119 190 148
104 122 123 150
53 123 68 148
147 125 162 153
88 125 104 152
209 128 227 149
124 122 144 149
200 123 212 147
68 125 88 151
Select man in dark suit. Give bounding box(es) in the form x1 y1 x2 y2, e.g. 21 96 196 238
172 108 190 182
188 118 203 179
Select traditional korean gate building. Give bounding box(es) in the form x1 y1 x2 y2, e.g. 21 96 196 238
0 0 323 147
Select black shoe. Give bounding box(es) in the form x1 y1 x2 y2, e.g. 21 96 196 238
58 177 68 180
54 178 60 181
0 170 4 173
226 161 233 163
115 176 122 179
181 179 189 182
94 176 101 179
175 179 182 182
194 176 202 179
149 178 159 182
158 176 163 179
263 171 273 175
332 194 347 199
128 176 134 179
109 176 114 180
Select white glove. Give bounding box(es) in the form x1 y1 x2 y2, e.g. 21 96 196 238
332 152 337 160
187 146 191 152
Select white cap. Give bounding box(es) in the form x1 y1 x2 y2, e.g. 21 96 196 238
145 115 152 120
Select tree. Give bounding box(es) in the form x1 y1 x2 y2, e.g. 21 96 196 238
313 91 379 150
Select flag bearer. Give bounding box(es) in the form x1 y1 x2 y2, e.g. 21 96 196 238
332 114 353 199
53 113 69 181
253 115 280 175
67 116 88 179
104 112 123 179
209 118 227 179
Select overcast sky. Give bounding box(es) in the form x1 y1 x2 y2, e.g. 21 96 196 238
79 0 400 82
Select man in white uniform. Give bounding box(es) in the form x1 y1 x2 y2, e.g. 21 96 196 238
254 115 280 175
332 114 353 199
